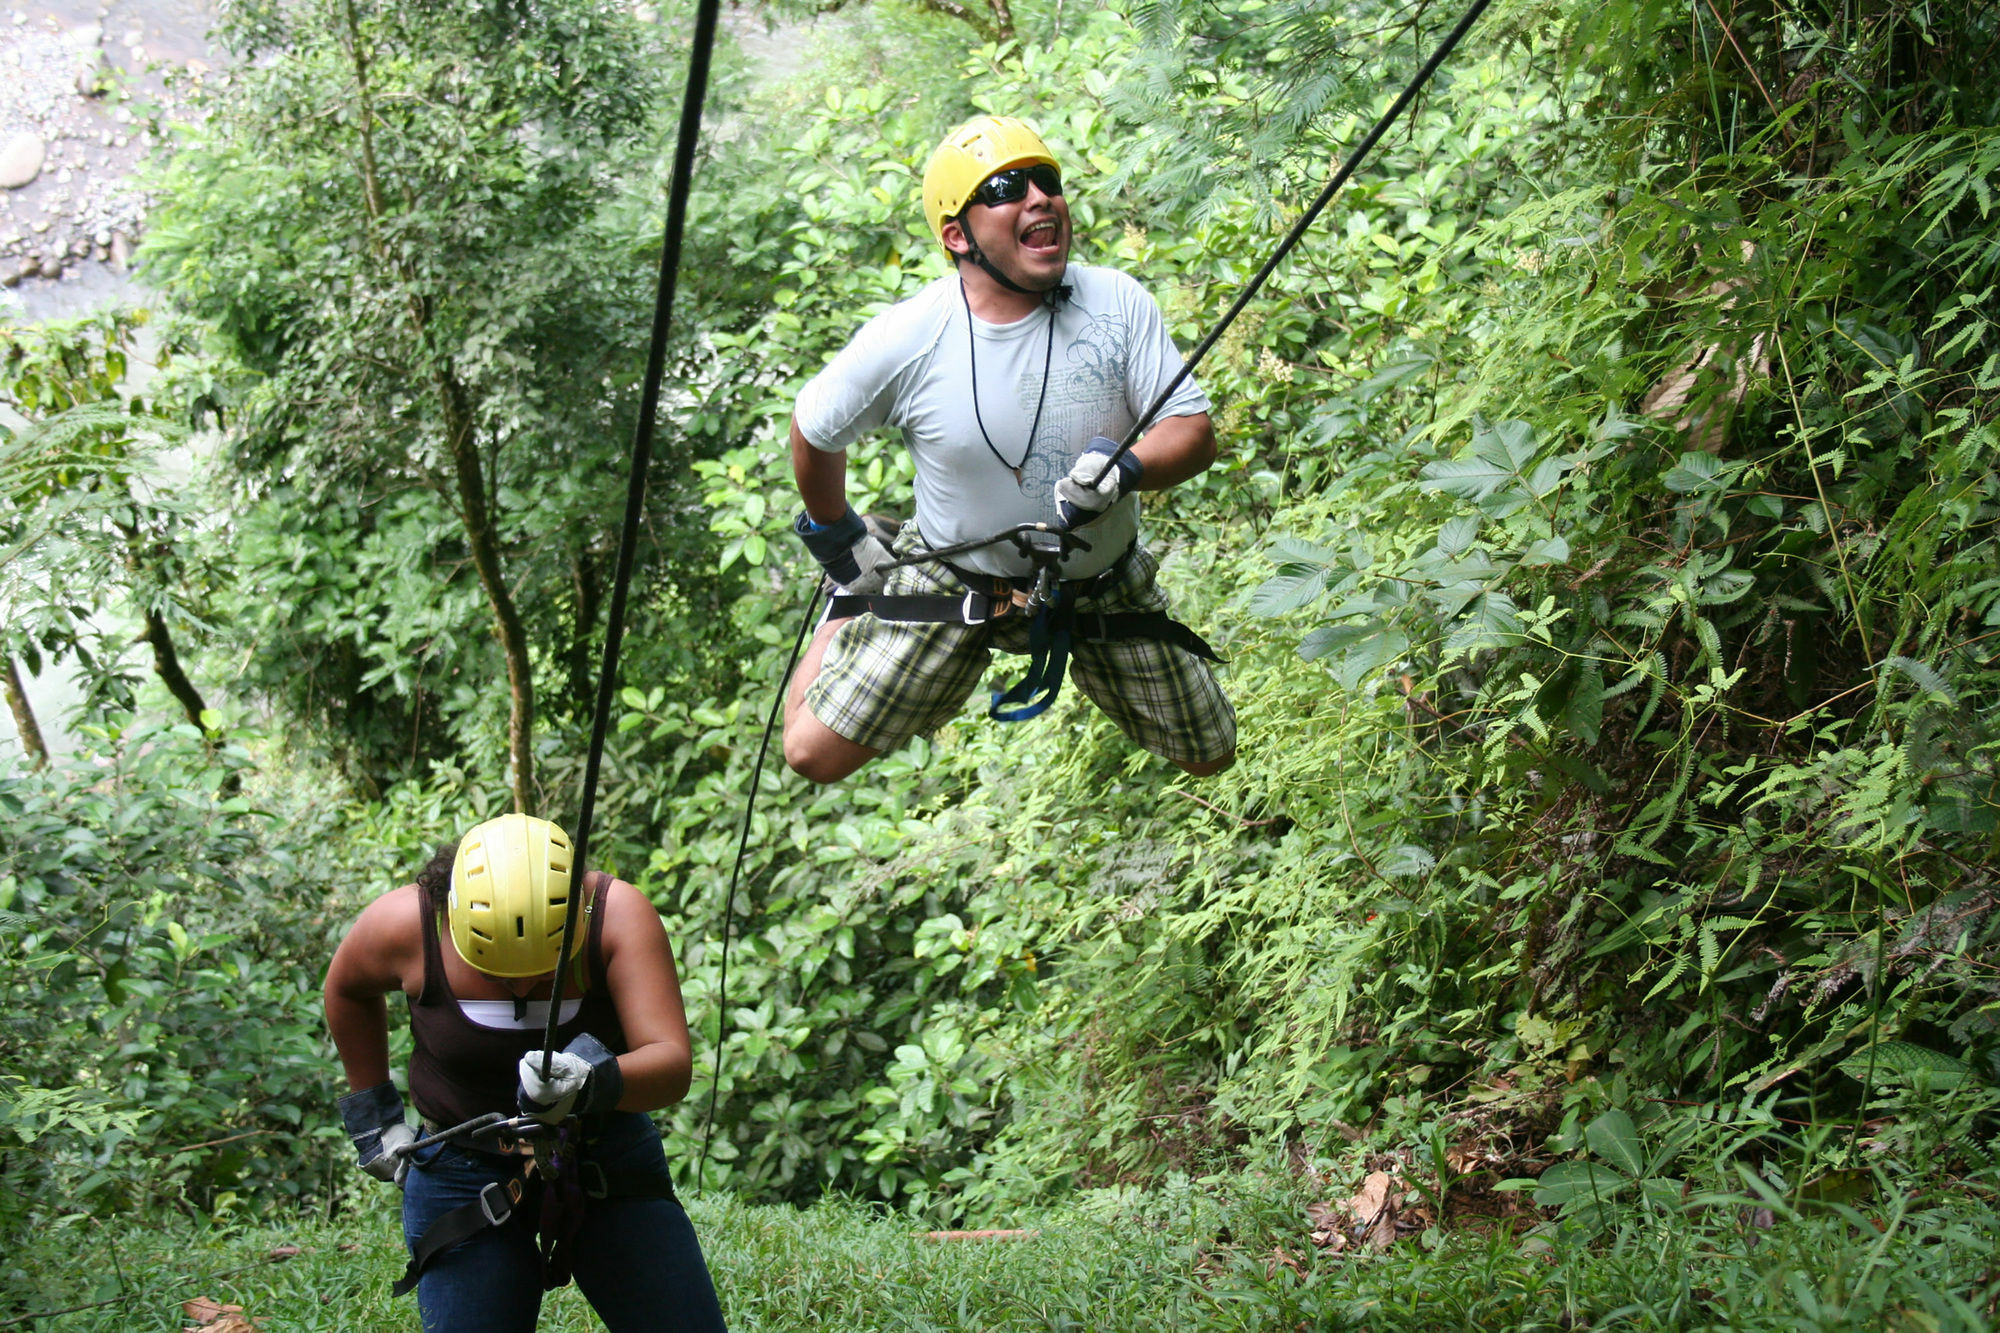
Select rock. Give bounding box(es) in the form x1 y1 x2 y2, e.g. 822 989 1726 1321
75 47 111 97
113 106 131 124
94 244 108 261
55 168 72 184
69 237 89 259
94 226 109 246
109 229 131 268
99 129 112 147
0 131 46 189
0 264 20 288
29 218 51 233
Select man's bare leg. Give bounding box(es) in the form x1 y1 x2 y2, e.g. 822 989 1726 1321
782 618 881 784
1173 751 1236 778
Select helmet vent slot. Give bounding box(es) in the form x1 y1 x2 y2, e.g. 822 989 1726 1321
515 915 526 939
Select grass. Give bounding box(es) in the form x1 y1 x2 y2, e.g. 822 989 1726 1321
7 1179 1998 1330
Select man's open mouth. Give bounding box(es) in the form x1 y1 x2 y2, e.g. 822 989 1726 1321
1020 219 1061 252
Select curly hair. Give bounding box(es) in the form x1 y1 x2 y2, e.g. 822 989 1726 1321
416 842 458 912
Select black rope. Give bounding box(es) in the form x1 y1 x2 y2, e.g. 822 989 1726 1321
540 0 724 1074
694 583 823 1192
1087 0 1494 488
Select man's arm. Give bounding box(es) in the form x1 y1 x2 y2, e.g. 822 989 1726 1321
1125 412 1217 491
790 417 849 525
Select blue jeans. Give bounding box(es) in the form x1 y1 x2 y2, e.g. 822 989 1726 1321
401 1111 726 1333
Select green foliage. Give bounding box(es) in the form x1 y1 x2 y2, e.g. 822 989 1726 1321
140 0 726 795
14 0 1998 1284
0 722 342 1283
0 312 213 721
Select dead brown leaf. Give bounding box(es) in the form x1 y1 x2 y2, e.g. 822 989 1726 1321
267 1246 302 1261
1265 1245 1306 1279
1345 1170 1400 1250
181 1297 267 1333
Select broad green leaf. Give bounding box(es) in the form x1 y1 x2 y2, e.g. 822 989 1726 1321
1662 452 1727 493
1585 1109 1645 1177
1837 1041 1968 1090
1436 515 1480 556
1249 566 1329 617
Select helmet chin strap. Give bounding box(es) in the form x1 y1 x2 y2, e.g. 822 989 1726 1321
956 219 1073 307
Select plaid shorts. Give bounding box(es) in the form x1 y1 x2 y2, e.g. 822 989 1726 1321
804 525 1236 765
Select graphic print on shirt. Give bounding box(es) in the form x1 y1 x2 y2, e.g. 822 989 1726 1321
1011 309 1134 497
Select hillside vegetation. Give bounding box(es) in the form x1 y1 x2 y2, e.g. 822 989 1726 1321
3 0 1996 1326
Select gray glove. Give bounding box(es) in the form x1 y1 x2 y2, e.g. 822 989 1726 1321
338 1081 415 1186
793 506 893 594
1054 436 1144 528
517 1032 625 1125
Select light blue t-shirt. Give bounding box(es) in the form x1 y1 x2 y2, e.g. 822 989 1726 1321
794 264 1211 579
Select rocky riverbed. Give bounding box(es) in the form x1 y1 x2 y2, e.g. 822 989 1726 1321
0 0 216 320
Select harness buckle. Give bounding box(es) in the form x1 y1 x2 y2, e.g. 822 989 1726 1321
479 1177 521 1227
960 591 986 625
581 1161 610 1200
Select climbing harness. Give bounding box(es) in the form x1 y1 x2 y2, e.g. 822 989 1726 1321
388 1113 678 1298
826 523 1222 722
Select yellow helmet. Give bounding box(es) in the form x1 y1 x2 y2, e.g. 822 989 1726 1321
921 115 1061 247
447 814 576 977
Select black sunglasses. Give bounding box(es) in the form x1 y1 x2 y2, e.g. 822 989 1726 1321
970 163 1063 209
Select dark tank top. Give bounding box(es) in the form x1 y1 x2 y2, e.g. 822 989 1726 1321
406 869 628 1126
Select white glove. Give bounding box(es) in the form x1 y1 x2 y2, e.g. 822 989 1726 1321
338 1081 415 1187
373 1121 416 1185
517 1050 592 1125
1054 436 1144 528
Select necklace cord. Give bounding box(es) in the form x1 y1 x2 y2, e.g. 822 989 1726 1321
963 277 1059 481
538 0 724 1076
1084 0 1494 489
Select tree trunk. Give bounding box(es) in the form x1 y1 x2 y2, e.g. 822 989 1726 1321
4 656 49 770
140 608 211 731
343 3 533 814
439 368 537 815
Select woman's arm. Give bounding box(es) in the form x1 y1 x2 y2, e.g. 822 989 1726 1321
323 884 424 1092
598 879 696 1112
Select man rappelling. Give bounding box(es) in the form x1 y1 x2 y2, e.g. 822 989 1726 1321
783 115 1238 784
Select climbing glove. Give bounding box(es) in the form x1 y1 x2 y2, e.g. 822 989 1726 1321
793 506 893 595
517 1032 625 1125
1054 436 1143 529
338 1081 415 1186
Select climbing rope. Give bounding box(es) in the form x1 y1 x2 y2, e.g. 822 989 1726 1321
695 583 824 1191
1086 0 1495 488
541 0 724 1072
